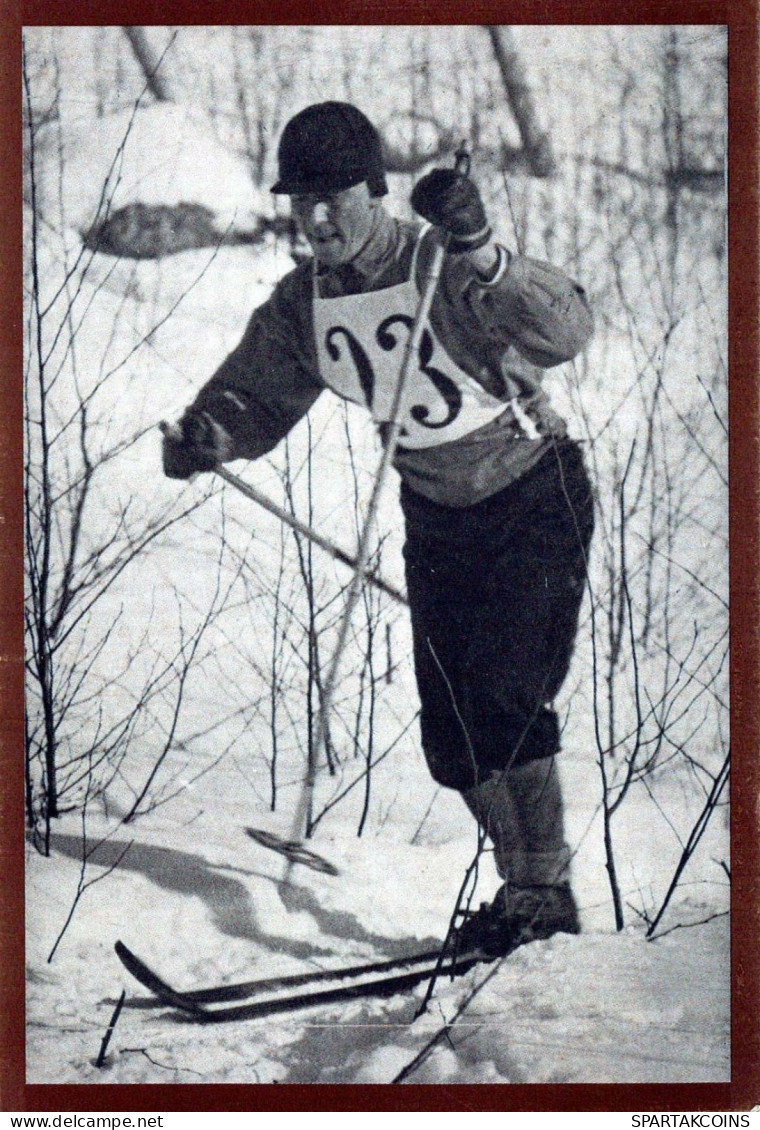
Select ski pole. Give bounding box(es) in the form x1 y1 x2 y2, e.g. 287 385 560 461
216 465 407 606
284 145 471 861
159 424 407 606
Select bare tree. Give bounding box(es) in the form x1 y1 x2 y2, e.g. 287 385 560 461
553 26 728 929
123 27 178 102
23 38 245 847
485 26 556 176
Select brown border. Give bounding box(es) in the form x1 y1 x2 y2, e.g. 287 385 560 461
3 0 757 1113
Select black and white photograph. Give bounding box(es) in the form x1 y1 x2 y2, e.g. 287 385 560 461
21 23 731 1089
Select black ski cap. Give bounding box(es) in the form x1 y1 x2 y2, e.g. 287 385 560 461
272 102 388 197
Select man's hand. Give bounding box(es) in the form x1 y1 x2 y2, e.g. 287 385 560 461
410 168 492 253
161 410 233 480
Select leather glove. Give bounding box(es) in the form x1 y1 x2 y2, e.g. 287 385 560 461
161 410 231 480
410 168 491 253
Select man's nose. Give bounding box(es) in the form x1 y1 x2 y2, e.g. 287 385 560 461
311 201 329 225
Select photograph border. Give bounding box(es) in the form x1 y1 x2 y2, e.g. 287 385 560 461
2 0 757 1112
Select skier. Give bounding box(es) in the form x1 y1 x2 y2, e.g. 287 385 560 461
162 102 595 956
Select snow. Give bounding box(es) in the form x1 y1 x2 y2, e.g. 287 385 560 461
25 741 729 1085
30 102 265 234
23 27 730 1090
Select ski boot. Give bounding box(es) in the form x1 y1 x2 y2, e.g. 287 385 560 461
454 881 580 958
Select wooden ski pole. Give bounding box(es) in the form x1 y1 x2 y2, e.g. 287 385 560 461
216 465 407 606
158 424 407 606
284 149 470 867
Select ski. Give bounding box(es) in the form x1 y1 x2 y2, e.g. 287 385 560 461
115 939 489 1022
115 938 476 1006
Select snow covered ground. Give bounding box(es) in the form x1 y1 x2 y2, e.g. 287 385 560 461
25 738 730 1085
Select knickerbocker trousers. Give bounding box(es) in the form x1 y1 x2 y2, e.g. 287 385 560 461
401 438 594 792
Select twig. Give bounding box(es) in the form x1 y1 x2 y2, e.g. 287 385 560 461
392 958 504 1083
645 749 730 936
410 787 441 846
309 710 419 833
648 908 729 941
95 989 125 1068
120 1047 207 1077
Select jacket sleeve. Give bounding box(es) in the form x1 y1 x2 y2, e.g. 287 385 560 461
441 245 594 370
190 267 325 461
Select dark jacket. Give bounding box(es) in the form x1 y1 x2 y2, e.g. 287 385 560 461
192 209 593 506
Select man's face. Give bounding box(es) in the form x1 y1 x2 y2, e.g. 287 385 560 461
290 182 378 267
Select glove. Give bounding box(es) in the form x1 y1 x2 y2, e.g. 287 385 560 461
161 410 231 480
410 168 491 253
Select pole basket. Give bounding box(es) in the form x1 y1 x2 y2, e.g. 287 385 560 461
245 826 340 876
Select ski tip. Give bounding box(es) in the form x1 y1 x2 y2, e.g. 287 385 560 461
114 939 143 982
114 939 155 983
114 939 141 973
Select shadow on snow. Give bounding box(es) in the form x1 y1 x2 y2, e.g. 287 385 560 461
45 831 442 960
